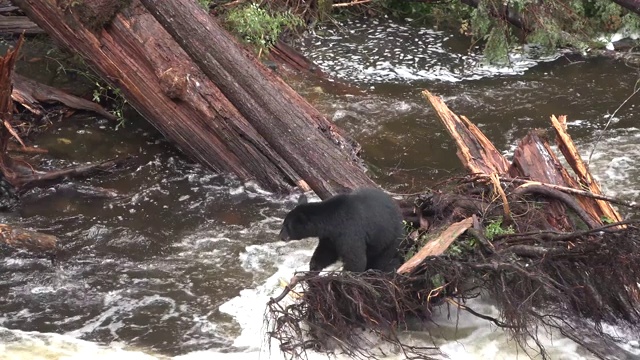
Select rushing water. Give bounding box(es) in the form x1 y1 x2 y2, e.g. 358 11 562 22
1 16 640 360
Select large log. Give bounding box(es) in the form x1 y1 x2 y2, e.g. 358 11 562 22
13 0 376 198
139 0 377 199
0 14 43 35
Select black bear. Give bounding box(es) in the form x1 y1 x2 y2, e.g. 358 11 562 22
279 188 404 273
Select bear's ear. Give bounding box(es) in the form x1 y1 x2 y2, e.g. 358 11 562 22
297 194 308 205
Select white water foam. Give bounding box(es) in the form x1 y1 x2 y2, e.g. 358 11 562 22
0 327 166 360
300 18 562 84
0 216 627 360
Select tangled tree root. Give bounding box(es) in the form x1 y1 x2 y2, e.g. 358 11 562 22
267 269 450 359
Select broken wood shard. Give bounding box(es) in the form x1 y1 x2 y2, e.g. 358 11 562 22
422 90 509 175
551 115 623 224
397 217 473 274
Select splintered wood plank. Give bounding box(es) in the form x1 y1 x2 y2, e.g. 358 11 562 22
509 131 570 185
422 90 510 175
397 217 473 274
550 115 623 223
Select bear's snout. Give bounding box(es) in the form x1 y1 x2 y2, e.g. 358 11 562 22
279 228 290 241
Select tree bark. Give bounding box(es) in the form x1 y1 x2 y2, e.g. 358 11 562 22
13 0 376 198
0 14 43 35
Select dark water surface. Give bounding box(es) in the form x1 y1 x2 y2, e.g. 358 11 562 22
0 17 639 359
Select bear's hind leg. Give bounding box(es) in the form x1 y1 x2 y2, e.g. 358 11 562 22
367 253 402 273
309 237 339 272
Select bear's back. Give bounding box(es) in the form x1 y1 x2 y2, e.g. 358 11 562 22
347 188 403 250
297 188 403 248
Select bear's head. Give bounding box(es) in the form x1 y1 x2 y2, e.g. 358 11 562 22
279 206 311 241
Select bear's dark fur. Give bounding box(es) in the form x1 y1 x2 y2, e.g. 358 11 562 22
279 188 404 272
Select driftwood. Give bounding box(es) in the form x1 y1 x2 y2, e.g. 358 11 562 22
267 40 364 96
269 40 328 78
0 223 57 255
0 2 42 35
7 143 47 154
12 74 116 121
267 91 639 360
7 156 129 192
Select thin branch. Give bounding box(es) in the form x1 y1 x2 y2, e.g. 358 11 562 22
472 175 640 210
333 0 372 7
513 184 600 229
588 80 640 165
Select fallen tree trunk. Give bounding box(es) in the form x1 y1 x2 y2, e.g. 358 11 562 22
14 0 376 198
267 40 364 96
140 0 376 198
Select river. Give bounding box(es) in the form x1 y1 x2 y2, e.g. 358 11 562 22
1 17 639 360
